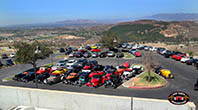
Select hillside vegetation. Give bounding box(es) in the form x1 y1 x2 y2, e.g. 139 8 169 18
107 20 198 43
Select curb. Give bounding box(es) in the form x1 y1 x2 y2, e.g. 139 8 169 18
122 73 168 89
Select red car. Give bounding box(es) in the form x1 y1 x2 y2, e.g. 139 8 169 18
91 48 101 52
86 75 104 88
122 62 130 68
134 52 141 57
103 71 115 81
171 54 177 59
175 54 185 61
36 66 52 75
172 54 184 60
89 71 104 78
83 63 95 70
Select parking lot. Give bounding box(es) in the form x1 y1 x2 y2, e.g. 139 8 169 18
0 50 198 104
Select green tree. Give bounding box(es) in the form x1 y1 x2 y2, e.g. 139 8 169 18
143 52 155 82
14 41 52 88
100 32 119 49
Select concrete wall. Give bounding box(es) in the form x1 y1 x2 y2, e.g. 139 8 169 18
0 86 196 110
133 97 196 110
0 86 131 110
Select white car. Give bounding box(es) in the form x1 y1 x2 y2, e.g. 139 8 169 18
160 50 167 55
107 51 115 57
82 69 91 73
180 57 190 63
66 59 77 70
69 53 74 58
132 45 138 49
149 47 157 52
132 65 144 74
127 45 132 49
56 63 66 68
122 70 133 80
10 52 15 58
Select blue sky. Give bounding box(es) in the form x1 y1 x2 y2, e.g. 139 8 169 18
0 0 197 26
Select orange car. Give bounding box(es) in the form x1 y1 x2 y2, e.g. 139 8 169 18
62 73 79 85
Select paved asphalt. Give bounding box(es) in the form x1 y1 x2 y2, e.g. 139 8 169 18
0 51 198 105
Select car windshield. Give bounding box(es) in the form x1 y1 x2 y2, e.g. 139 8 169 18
93 75 100 79
68 61 74 63
59 60 65 63
119 66 126 69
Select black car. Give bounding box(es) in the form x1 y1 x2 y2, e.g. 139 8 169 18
93 64 104 71
116 52 124 58
13 72 27 81
104 75 122 89
85 46 91 50
154 65 163 74
103 65 117 73
1 54 8 59
0 61 3 67
121 49 129 52
35 72 50 83
59 48 65 53
99 52 107 58
76 52 83 58
65 50 72 55
5 59 14 66
109 48 119 53
21 72 36 83
88 60 98 65
194 78 198 91
77 58 88 67
185 58 194 65
194 59 198 69
83 52 92 58
172 51 184 56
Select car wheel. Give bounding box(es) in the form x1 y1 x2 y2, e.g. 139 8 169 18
113 85 117 89
43 79 48 84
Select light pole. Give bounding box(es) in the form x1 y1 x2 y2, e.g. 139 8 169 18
51 54 53 66
113 38 120 66
34 46 41 88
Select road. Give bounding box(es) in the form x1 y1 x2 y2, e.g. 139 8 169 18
0 52 198 105
0 54 60 80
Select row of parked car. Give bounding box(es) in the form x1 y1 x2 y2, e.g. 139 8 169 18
59 43 144 59
13 59 144 88
68 51 124 58
155 48 198 68
60 46 125 58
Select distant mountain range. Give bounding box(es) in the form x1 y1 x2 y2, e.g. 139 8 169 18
143 13 198 21
2 13 198 29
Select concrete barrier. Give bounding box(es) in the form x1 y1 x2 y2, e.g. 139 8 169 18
0 86 196 110
0 86 131 110
133 97 196 110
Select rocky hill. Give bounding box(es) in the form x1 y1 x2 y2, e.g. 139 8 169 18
107 20 198 42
